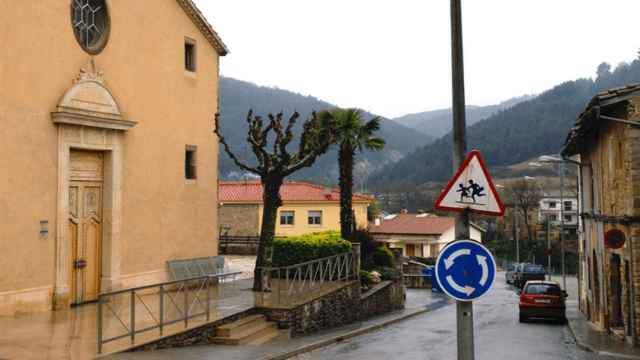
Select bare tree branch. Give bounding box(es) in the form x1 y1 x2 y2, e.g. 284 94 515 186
214 113 260 174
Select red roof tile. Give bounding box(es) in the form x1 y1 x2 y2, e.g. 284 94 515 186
218 181 373 203
369 213 455 236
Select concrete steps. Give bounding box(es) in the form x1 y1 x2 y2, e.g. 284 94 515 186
212 314 281 345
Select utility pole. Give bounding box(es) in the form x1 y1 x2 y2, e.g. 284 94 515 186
514 204 520 263
547 215 551 281
450 0 473 359
560 161 566 290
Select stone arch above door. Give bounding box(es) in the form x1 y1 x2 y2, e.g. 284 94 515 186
51 58 136 131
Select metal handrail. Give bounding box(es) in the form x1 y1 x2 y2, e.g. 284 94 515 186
97 271 241 354
256 251 357 307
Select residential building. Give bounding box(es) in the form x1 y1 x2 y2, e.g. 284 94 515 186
368 213 484 257
537 192 579 241
218 181 372 237
563 83 640 342
0 1 227 314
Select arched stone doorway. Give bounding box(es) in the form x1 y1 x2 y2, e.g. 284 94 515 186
51 59 136 308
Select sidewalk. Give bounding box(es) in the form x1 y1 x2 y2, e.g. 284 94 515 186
567 302 640 359
108 288 451 360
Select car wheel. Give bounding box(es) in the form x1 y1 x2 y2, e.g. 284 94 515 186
558 316 567 325
519 314 527 323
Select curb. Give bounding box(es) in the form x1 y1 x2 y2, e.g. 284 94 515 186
567 317 640 360
265 307 432 360
566 318 595 354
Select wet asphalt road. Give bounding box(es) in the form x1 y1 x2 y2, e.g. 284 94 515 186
294 275 603 360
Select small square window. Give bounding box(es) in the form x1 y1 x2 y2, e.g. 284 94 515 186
564 201 572 211
185 145 197 180
308 210 322 225
564 215 572 222
549 215 558 221
185 39 196 72
280 211 294 225
549 202 557 209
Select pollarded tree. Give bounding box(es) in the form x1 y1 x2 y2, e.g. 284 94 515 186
214 111 334 291
320 108 385 241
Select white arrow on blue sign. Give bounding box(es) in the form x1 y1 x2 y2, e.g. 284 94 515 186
435 240 496 301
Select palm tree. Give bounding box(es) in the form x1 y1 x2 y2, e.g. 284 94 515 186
323 108 385 240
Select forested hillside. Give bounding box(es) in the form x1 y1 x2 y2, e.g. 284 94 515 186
392 95 533 138
368 59 640 190
218 77 432 183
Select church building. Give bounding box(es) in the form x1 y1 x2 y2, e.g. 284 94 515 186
0 0 227 313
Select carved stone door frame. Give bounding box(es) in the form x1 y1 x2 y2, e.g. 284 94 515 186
51 59 135 309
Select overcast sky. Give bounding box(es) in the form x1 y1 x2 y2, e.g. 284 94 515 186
195 1 640 119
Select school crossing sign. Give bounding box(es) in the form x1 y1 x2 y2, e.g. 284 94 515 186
435 150 505 216
435 240 496 301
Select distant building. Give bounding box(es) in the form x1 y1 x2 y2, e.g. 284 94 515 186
563 83 640 342
537 192 579 241
218 181 372 237
368 213 484 257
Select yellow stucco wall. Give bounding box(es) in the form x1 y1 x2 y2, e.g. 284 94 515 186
257 202 370 237
0 1 221 309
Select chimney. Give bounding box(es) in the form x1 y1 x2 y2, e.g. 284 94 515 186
323 187 332 200
374 217 381 226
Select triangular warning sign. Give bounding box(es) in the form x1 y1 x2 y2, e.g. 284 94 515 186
435 150 505 216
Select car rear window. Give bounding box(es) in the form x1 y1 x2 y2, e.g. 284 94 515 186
525 284 561 295
524 265 545 273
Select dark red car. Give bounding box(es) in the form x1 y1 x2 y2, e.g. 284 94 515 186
519 281 567 323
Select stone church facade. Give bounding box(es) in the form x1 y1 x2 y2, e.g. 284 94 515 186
0 0 227 314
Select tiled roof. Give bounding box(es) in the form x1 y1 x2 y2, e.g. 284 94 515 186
176 0 229 55
218 181 373 203
563 83 640 156
368 214 455 236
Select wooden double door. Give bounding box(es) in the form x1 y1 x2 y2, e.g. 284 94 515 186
69 151 104 305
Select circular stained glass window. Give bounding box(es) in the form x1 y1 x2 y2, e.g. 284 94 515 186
71 0 110 54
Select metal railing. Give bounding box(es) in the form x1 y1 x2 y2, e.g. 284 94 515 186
257 251 357 307
97 271 240 353
219 235 260 254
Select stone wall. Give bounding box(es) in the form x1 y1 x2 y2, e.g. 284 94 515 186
218 204 260 236
359 280 406 320
127 308 258 352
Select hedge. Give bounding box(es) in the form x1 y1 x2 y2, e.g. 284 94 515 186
272 231 352 267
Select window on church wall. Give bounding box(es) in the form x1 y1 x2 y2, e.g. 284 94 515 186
185 38 197 72
71 0 110 54
185 145 197 180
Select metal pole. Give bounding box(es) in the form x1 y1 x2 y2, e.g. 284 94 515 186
450 0 474 359
514 202 520 263
547 215 551 281
560 161 566 290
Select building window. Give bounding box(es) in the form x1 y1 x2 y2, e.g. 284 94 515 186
308 210 322 225
564 215 572 222
280 211 294 225
549 201 557 209
185 38 196 72
71 0 110 54
549 214 558 222
185 145 197 180
564 201 572 211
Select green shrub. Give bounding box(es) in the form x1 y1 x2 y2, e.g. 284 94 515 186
379 267 401 281
411 256 436 266
360 270 374 289
353 229 380 270
272 231 351 267
371 247 395 268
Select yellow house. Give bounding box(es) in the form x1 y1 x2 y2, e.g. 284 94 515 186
0 0 226 314
218 181 372 237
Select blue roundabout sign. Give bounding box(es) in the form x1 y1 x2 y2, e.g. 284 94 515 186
435 240 496 302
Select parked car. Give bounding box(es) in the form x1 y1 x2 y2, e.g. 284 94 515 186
519 281 567 323
512 263 528 288
515 264 546 288
505 263 519 284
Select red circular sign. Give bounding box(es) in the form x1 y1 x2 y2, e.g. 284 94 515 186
544 248 553 257
605 229 626 249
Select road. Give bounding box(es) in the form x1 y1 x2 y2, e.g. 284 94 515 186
294 274 602 360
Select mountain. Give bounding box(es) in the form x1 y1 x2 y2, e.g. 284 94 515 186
217 77 433 183
392 95 534 138
368 58 640 190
